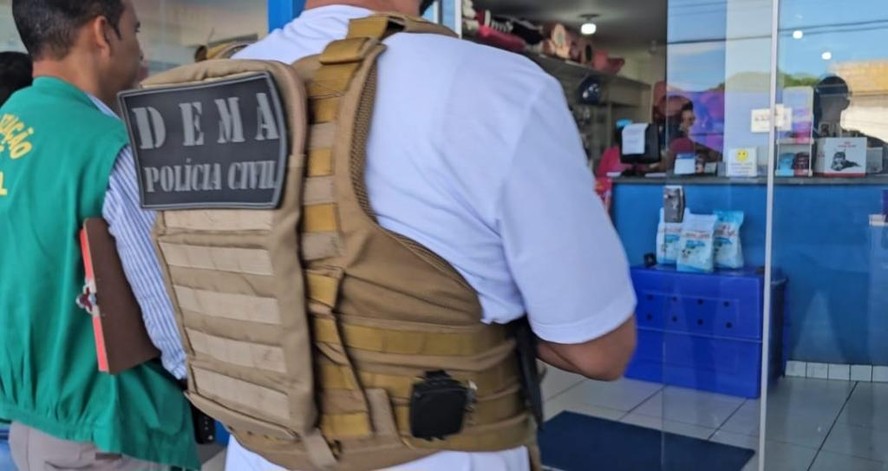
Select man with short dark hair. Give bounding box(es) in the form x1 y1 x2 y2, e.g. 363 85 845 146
0 51 32 106
0 1 198 469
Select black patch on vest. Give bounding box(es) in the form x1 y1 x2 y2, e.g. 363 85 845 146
119 73 289 210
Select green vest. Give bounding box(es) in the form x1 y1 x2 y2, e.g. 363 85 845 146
0 77 198 470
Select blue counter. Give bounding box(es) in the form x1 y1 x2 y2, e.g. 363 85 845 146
613 177 888 365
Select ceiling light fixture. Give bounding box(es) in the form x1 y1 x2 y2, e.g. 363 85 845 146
792 30 804 39
822 51 833 61
580 14 600 36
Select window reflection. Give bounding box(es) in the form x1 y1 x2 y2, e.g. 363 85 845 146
664 0 773 175
779 0 888 173
663 0 888 176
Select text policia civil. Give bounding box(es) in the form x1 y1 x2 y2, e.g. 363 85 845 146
119 72 289 210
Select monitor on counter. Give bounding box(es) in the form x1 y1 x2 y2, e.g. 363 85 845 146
620 123 661 165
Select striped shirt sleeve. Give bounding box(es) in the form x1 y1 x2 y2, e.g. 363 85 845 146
102 147 187 380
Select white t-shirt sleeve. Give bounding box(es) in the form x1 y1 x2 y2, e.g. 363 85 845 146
496 76 637 345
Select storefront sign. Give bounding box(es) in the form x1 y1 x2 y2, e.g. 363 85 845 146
119 73 288 210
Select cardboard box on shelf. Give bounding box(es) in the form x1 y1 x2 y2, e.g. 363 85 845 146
815 138 867 177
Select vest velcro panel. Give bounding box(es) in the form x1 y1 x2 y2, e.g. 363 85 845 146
142 59 338 467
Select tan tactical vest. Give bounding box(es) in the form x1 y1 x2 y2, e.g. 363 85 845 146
140 13 538 471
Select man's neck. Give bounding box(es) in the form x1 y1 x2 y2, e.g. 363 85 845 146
32 58 114 109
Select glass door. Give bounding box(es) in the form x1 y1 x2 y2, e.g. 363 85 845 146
764 0 888 469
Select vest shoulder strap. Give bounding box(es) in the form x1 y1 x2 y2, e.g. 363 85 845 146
347 12 458 40
194 41 252 62
311 13 454 68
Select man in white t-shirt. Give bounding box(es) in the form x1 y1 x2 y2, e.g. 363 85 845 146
228 1 638 470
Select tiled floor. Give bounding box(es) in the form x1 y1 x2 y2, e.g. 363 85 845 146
202 371 888 470
538 369 888 471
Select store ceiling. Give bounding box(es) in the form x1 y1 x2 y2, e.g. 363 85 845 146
476 0 667 49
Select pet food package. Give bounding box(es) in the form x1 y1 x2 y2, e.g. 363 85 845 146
677 213 718 273
714 211 745 269
657 209 687 265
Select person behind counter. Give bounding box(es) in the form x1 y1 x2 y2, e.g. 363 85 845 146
814 75 851 138
0 51 33 106
813 74 883 145
657 101 722 172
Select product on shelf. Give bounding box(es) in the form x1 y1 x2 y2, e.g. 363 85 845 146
542 23 572 60
463 2 530 53
776 152 795 176
815 137 867 176
459 1 626 74
714 211 745 269
663 185 685 223
676 213 718 273
508 18 545 45
657 208 688 265
571 37 594 66
792 151 812 176
475 25 527 52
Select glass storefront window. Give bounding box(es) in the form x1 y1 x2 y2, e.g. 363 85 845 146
660 1 888 469
767 2 888 469
656 2 775 470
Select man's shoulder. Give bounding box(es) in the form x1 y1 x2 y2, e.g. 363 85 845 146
383 33 558 107
4 88 122 133
387 32 548 78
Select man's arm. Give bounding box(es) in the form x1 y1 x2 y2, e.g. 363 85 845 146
496 74 637 382
537 317 637 381
103 146 187 380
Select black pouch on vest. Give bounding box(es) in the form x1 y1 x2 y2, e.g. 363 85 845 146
511 316 544 429
192 405 217 445
410 371 473 440
179 379 217 445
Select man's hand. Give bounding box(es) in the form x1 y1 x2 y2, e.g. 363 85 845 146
536 315 637 381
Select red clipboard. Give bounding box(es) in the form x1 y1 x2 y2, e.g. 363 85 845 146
78 218 160 374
